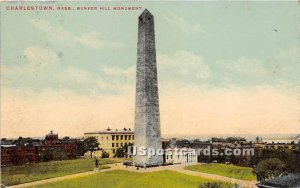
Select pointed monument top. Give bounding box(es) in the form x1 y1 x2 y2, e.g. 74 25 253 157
143 9 150 13
139 9 153 18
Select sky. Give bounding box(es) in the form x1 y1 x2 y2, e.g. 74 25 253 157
1 1 300 138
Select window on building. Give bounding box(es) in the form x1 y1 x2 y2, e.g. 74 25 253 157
112 135 115 140
113 150 115 153
125 135 127 140
166 155 168 159
121 135 123 140
121 143 123 147
107 136 108 140
132 135 134 140
116 135 119 140
128 135 131 140
112 143 114 147
116 143 119 147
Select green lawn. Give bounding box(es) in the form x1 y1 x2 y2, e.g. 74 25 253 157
1 158 118 186
185 163 256 181
28 170 235 188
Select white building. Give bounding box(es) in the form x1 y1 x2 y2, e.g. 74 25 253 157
165 147 198 164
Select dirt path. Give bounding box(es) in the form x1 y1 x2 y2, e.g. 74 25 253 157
8 163 258 188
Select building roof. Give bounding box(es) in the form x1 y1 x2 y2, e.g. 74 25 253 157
84 127 134 135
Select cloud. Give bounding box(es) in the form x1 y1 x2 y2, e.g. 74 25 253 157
102 65 135 78
216 46 300 85
268 46 300 79
65 67 91 84
2 45 133 94
159 84 300 136
62 66 134 94
95 79 133 94
2 46 60 81
2 46 299 138
1 85 299 138
24 46 59 66
217 57 268 76
164 14 206 36
29 19 74 45
77 31 124 49
158 51 210 80
29 18 124 50
0 87 135 138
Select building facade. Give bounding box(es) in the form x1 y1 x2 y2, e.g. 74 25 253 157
165 148 198 164
1 131 77 166
84 127 134 158
1 145 38 166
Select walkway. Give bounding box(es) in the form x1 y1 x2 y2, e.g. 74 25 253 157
8 163 258 188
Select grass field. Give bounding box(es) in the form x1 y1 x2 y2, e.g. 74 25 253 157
28 170 235 188
1 158 118 186
185 163 256 181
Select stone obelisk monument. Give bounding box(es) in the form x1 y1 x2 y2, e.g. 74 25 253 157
133 9 163 167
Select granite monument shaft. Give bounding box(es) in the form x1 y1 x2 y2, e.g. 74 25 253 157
133 9 163 167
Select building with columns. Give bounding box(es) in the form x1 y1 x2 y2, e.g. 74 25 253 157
164 148 198 164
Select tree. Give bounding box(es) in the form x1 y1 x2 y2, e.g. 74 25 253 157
162 140 170 149
12 137 34 147
41 148 68 162
253 158 286 182
255 136 260 143
114 143 133 158
83 137 100 158
226 137 246 143
86 137 100 158
277 148 297 172
211 137 226 143
62 136 70 141
75 139 85 156
125 143 134 158
101 150 109 158
175 139 192 147
114 148 126 158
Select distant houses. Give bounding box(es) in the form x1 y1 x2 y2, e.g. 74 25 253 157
2 131 299 171
1 131 77 166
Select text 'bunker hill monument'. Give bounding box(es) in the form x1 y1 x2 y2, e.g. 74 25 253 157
133 9 163 167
